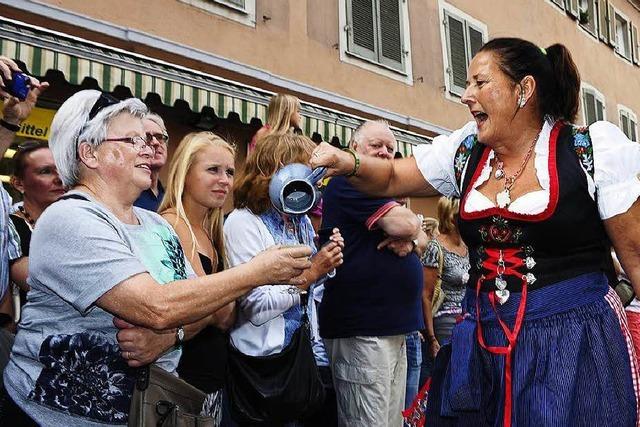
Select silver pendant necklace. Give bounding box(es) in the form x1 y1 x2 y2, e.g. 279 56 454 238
493 130 541 209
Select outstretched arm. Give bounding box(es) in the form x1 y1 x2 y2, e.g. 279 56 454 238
311 143 437 198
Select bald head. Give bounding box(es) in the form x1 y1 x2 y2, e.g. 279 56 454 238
351 120 397 160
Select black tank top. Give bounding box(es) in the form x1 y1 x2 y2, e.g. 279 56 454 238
176 252 229 393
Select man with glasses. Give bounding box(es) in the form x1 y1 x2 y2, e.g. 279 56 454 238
134 112 169 212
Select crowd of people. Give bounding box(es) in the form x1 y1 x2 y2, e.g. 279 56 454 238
0 34 639 427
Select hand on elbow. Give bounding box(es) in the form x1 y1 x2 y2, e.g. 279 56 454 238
114 317 175 367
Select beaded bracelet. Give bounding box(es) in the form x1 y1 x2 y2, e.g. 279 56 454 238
341 147 361 177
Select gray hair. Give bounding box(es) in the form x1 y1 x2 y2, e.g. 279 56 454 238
49 90 148 187
145 112 169 142
349 119 392 148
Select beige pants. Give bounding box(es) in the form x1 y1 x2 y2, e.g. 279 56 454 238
325 335 407 427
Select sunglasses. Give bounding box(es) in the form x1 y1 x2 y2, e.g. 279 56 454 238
88 93 121 121
17 141 47 152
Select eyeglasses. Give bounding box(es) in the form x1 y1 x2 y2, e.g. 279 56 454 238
102 135 155 153
146 132 169 144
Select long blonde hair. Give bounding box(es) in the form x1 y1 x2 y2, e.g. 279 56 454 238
265 93 300 134
159 132 235 265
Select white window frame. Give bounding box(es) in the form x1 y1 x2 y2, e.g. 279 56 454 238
178 0 256 27
338 0 413 85
618 105 638 142
578 0 599 38
613 7 633 61
581 83 607 125
438 1 488 100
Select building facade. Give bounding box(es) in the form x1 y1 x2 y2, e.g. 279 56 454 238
1 0 639 214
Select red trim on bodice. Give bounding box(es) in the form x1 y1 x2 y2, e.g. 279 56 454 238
460 121 564 222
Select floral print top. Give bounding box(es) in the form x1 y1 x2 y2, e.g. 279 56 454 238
3 191 195 426
422 239 470 318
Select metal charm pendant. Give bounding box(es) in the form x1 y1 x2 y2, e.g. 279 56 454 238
496 189 511 208
495 277 507 290
525 273 537 285
494 168 504 180
495 289 510 305
525 257 536 270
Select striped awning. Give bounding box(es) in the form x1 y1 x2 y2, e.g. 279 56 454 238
0 17 428 153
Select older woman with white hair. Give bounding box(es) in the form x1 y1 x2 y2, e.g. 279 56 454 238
1 90 312 426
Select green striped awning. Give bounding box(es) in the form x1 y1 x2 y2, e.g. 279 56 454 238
0 17 429 152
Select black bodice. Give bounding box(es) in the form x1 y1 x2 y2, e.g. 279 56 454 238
457 122 612 293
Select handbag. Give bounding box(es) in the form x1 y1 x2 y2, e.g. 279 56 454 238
128 364 215 427
431 239 446 314
226 312 325 425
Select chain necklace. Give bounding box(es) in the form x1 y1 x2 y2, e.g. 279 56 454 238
18 205 36 228
493 131 541 209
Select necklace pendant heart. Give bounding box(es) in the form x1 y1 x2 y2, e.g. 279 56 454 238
496 189 511 208
495 289 510 305
494 169 504 180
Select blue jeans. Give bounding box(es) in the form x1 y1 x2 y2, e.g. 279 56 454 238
404 331 422 409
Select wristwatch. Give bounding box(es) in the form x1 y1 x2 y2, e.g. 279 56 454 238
174 326 185 348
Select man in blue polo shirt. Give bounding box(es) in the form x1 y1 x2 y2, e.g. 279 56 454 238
133 113 168 212
319 120 427 426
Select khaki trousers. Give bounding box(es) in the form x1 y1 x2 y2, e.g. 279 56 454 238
325 335 407 427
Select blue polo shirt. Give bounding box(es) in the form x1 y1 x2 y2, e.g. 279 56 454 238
133 181 165 212
318 176 424 339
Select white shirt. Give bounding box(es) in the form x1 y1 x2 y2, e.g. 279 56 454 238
413 120 640 220
224 208 301 357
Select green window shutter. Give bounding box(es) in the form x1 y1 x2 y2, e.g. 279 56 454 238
347 0 377 61
566 0 579 18
608 3 617 47
377 0 404 70
445 12 467 95
598 0 609 41
621 112 630 137
584 91 596 124
468 25 484 60
632 23 640 65
595 98 604 121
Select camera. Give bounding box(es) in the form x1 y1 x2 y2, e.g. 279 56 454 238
1 71 31 101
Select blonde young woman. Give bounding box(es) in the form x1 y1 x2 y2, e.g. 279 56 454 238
248 93 302 152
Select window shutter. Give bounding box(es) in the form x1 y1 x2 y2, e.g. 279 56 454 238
347 0 377 61
552 0 564 8
608 3 617 47
584 91 596 124
631 118 637 142
468 25 484 60
621 112 630 137
596 98 605 121
378 0 403 70
632 23 640 65
446 13 468 95
566 0 579 18
598 0 609 41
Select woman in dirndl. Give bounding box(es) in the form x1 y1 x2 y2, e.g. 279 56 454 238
309 37 640 426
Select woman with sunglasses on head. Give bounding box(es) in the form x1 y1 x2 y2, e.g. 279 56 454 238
8 141 65 312
312 38 640 426
2 90 312 427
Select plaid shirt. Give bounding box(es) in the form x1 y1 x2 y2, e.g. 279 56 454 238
1 185 21 299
